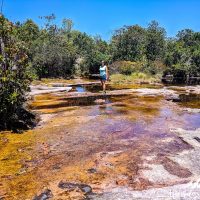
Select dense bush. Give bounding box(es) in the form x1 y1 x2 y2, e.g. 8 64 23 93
0 16 35 131
109 61 144 75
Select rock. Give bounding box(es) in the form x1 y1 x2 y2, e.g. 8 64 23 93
58 181 92 194
51 83 69 87
160 157 192 178
16 167 27 175
182 108 200 113
170 128 200 149
33 189 53 200
87 168 97 174
29 85 72 96
94 99 106 104
139 81 150 84
132 88 183 103
170 128 200 148
89 183 200 200
165 95 181 102
81 185 92 194
58 181 75 190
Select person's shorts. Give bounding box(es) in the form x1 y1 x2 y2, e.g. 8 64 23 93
100 74 107 81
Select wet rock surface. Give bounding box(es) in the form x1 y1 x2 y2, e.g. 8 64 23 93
33 189 53 200
88 183 200 200
29 85 72 96
58 181 92 194
0 80 200 199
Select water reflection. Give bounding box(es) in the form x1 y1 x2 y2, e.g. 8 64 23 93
178 93 200 109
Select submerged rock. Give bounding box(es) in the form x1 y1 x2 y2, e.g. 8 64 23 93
87 168 97 174
33 189 53 200
58 181 92 194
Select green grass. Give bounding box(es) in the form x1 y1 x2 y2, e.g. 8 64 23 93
110 72 161 84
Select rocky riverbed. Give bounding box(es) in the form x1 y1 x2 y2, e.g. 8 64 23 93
0 79 200 200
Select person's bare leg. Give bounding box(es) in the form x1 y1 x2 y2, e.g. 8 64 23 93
103 81 106 92
100 79 103 90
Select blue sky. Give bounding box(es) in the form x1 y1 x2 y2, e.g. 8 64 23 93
3 0 200 40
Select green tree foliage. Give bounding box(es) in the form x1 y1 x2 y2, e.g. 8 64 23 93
69 31 111 75
111 20 200 80
17 15 111 78
111 25 146 61
7 16 200 82
111 21 166 75
146 21 166 61
0 15 34 131
30 15 77 79
84 36 111 74
164 29 200 79
15 19 40 51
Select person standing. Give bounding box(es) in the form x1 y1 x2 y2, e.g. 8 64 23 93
99 61 109 93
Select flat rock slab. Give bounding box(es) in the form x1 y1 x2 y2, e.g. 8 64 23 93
89 183 200 200
63 89 135 99
168 85 200 94
182 108 200 113
51 81 100 87
29 86 72 96
170 128 200 148
61 88 178 100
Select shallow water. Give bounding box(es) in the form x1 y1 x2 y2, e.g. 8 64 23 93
71 83 163 93
0 81 200 199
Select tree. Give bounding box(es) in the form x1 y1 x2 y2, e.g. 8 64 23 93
111 25 146 61
62 18 74 33
31 15 76 78
16 19 39 48
69 32 111 75
146 20 166 61
177 29 195 47
164 29 200 80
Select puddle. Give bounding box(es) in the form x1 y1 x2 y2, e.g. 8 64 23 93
74 85 87 92
71 84 121 93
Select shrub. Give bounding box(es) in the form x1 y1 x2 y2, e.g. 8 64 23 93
0 16 35 131
143 60 166 75
109 61 145 75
